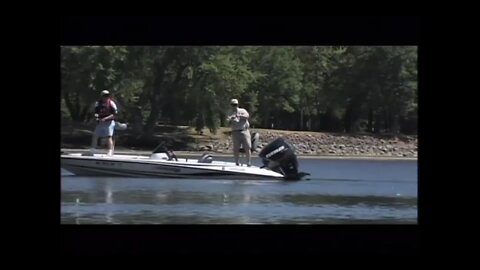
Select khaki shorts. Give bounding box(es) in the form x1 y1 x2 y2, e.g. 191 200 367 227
232 130 251 153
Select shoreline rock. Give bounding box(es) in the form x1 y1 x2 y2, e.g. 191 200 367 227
61 125 417 158
214 131 418 158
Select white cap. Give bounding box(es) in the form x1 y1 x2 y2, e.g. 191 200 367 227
230 99 239 105
101 90 110 95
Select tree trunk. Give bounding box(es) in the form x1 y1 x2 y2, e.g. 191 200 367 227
367 108 373 133
373 112 381 134
63 92 77 121
167 65 188 124
131 106 144 134
144 93 162 135
300 109 304 131
80 105 90 123
74 91 81 122
274 110 280 130
263 111 270 129
143 49 180 135
63 92 82 121
392 115 400 134
344 106 352 133
384 109 389 131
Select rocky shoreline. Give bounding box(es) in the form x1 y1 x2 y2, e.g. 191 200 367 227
61 123 417 158
206 130 418 158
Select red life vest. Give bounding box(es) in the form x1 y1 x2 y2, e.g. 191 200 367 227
95 98 116 119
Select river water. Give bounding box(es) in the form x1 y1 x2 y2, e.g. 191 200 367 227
61 157 417 224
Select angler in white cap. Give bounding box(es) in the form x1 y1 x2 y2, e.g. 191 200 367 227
90 90 118 156
227 98 251 166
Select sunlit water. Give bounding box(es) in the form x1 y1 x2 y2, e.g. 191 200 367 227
61 157 417 224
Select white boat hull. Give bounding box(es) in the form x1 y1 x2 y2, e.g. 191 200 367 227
61 153 286 180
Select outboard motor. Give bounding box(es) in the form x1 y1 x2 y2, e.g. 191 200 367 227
259 137 308 180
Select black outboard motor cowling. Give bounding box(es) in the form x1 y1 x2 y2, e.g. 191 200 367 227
259 137 306 180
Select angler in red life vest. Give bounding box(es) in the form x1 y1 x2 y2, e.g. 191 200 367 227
90 90 118 155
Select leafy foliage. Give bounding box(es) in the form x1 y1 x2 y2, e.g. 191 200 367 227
61 46 418 135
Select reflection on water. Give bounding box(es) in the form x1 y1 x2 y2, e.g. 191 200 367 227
61 159 417 224
63 190 417 207
61 180 417 224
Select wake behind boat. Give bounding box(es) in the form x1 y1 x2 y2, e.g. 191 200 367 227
61 137 309 180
